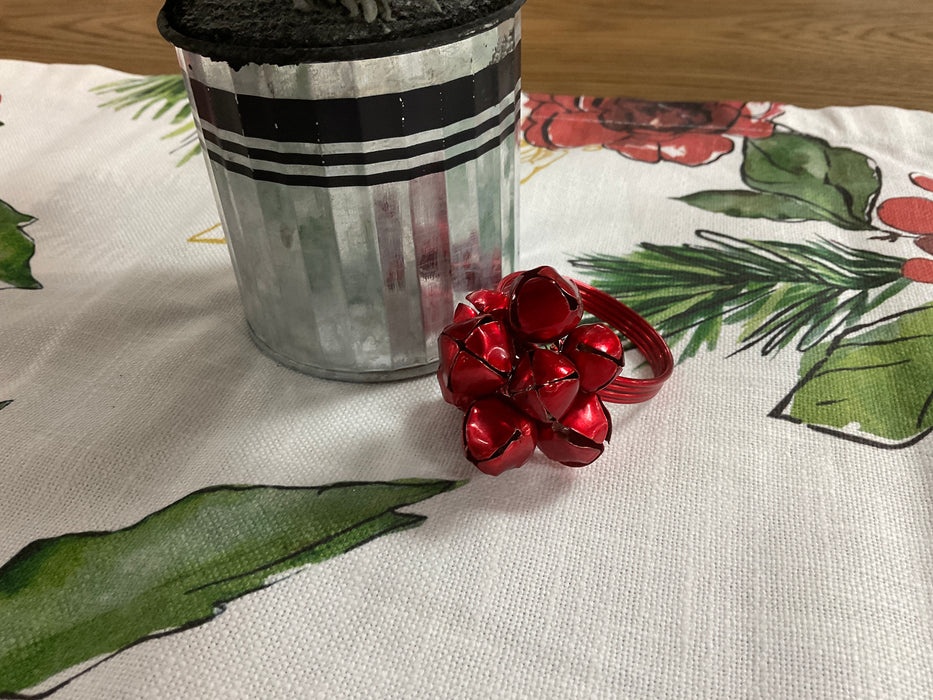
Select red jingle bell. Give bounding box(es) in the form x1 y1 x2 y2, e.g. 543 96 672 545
495 270 523 295
537 392 612 467
437 315 515 410
465 288 509 316
452 302 479 322
509 348 580 422
506 266 584 343
561 391 612 443
438 267 674 474
463 396 538 475
561 323 625 393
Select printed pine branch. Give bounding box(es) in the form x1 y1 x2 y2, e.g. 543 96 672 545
571 230 910 362
92 75 190 122
92 76 200 167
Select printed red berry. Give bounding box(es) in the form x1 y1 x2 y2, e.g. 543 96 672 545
463 396 538 475
509 348 580 421
507 266 584 343
877 197 933 235
903 257 933 284
561 323 625 393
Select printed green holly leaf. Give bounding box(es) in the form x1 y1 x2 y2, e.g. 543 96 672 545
678 133 881 231
742 134 880 230
772 303 933 446
0 200 41 290
678 190 849 223
0 478 466 696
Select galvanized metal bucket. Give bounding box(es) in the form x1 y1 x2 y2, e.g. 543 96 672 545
159 4 523 381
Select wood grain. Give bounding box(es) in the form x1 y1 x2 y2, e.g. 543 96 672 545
2 0 932 109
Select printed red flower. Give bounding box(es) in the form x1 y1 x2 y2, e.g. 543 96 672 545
522 95 783 166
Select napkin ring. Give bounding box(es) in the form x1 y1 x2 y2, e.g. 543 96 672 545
437 266 673 475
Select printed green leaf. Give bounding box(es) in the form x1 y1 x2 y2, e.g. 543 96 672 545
741 133 880 230
772 303 933 446
0 401 10 412
571 231 909 362
677 190 845 223
678 133 882 230
0 200 40 290
0 478 466 696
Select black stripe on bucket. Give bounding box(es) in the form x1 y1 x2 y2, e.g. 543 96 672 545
200 97 517 168
189 45 519 144
206 115 517 188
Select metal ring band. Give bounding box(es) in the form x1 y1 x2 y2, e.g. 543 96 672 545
574 280 674 404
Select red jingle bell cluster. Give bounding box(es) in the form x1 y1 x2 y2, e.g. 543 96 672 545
437 266 627 475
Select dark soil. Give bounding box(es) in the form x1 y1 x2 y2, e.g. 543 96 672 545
159 0 519 66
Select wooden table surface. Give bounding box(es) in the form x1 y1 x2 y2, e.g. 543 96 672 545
3 0 933 110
